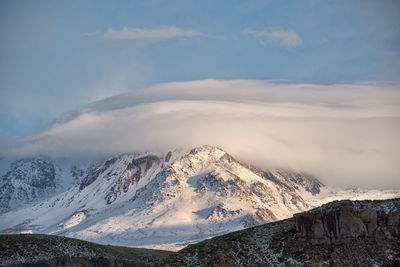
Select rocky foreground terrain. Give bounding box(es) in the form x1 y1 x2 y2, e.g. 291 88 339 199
0 234 170 266
1 198 399 266
170 197 400 266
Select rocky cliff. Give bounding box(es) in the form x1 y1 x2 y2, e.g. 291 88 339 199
295 199 400 244
169 198 400 266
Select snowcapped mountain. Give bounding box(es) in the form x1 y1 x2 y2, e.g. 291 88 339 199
0 157 56 213
0 145 399 251
0 156 97 213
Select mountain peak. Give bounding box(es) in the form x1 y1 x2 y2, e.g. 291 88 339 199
1 147 399 251
187 144 226 156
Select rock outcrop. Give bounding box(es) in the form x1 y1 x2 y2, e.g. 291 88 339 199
167 198 400 266
294 199 400 244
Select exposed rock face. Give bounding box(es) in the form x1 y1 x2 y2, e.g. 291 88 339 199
79 157 119 191
243 208 278 227
105 155 161 204
207 204 241 221
246 167 324 196
295 199 400 244
274 169 323 195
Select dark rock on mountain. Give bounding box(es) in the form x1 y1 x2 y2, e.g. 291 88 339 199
240 162 323 196
165 151 172 162
79 157 119 191
105 155 161 204
275 169 323 195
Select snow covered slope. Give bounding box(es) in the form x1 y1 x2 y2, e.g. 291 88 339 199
0 145 399 251
0 156 97 213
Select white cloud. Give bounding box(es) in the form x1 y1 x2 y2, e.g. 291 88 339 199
2 79 400 189
244 28 303 47
86 26 200 43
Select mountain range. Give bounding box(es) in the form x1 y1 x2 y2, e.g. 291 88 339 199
1 145 399 250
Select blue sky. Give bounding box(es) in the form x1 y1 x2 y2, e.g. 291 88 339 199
1 0 399 137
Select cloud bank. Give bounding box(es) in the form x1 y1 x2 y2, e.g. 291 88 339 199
2 79 399 189
244 28 303 47
86 26 200 43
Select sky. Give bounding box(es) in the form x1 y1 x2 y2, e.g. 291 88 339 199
1 0 400 137
0 1 399 188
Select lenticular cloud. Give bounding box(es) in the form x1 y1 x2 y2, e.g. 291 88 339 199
1 79 399 188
